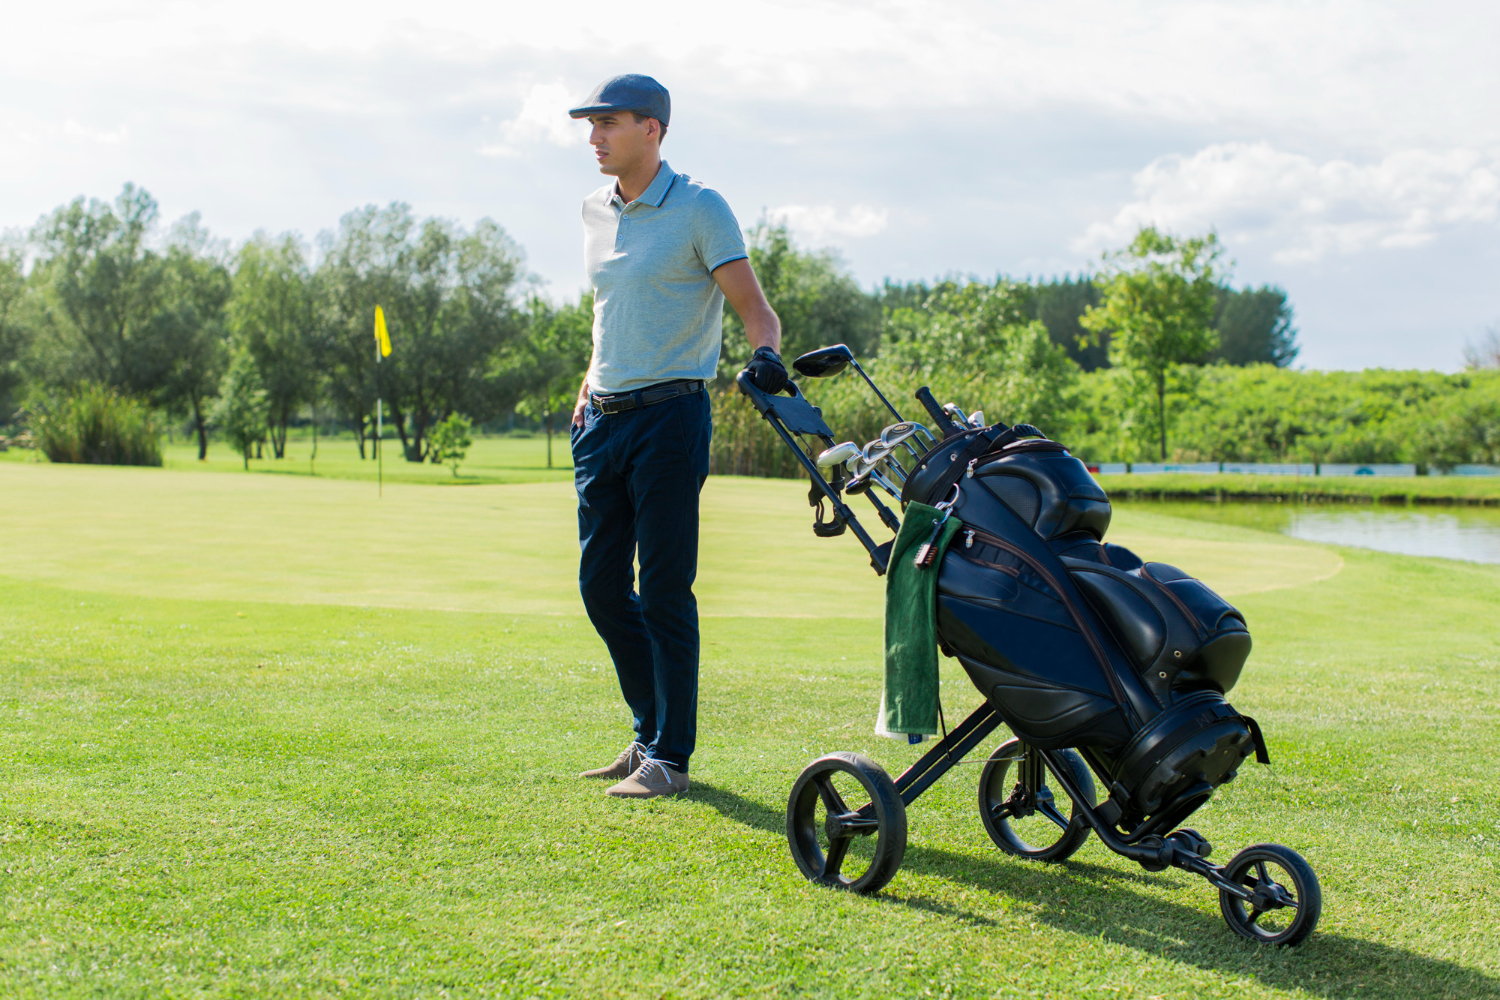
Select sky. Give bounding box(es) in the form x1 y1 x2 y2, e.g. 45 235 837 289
3 0 1497 370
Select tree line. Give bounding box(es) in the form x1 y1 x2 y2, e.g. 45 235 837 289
0 184 590 466
9 181 1488 476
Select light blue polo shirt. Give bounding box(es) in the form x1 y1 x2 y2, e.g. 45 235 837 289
582 161 748 395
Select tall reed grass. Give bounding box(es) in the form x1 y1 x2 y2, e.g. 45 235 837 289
30 384 163 467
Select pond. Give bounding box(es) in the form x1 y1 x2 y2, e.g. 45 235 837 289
1120 499 1500 565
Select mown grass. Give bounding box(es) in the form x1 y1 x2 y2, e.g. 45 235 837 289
1 461 1498 998
1 432 575 486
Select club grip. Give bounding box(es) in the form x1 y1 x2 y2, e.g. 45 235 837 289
915 386 960 437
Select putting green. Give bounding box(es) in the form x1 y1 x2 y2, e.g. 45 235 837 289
1 462 1337 617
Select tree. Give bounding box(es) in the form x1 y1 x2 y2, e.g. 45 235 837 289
315 205 406 459
157 214 231 460
0 241 30 426
1025 276 1107 371
27 186 231 455
1210 285 1299 367
211 348 269 469
316 205 528 463
1464 325 1500 370
429 413 474 477
720 222 878 377
230 234 315 458
506 294 592 468
1082 227 1223 459
27 185 173 396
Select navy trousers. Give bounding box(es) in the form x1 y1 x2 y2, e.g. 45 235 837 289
571 389 711 772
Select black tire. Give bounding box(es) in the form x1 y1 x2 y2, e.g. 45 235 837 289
1218 843 1322 946
786 752 907 895
979 739 1095 862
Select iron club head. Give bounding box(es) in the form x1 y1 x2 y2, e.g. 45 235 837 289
816 441 860 469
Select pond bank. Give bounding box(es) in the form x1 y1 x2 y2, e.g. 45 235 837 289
1095 472 1500 506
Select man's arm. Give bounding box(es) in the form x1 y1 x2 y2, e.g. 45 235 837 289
712 258 780 353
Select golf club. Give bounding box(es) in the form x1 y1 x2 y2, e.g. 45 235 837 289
879 422 934 464
816 441 860 469
791 344 905 423
944 403 976 429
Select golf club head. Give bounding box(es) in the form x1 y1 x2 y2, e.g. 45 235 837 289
878 421 921 447
943 403 975 429
861 440 894 465
880 422 933 463
815 441 860 469
849 457 902 499
969 410 985 428
792 344 855 378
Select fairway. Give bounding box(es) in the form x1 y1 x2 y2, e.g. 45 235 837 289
2 460 1498 998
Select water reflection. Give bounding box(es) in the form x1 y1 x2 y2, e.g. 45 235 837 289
1122 499 1500 565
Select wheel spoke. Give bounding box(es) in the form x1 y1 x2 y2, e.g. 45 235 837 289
814 776 850 817
821 836 851 881
1255 861 1270 886
834 811 880 834
1035 800 1071 833
1246 905 1264 925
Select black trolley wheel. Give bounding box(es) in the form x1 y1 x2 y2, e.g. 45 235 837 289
1218 843 1322 946
786 752 907 895
979 738 1095 862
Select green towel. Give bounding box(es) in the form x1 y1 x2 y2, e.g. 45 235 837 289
880 501 964 737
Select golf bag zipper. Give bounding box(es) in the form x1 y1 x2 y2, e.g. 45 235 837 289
963 527 1142 729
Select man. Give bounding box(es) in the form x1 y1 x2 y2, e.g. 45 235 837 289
567 74 789 799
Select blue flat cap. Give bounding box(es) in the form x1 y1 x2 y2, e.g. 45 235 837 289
568 74 670 125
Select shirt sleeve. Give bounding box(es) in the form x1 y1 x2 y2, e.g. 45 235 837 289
691 189 749 272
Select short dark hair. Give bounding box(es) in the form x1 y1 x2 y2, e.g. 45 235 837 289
630 112 667 143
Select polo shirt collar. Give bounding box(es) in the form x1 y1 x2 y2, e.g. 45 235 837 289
607 161 677 208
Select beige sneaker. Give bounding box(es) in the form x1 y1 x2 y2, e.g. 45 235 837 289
605 758 689 798
580 741 647 780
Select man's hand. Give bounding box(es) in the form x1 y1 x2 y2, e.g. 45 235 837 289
572 380 590 428
744 346 790 394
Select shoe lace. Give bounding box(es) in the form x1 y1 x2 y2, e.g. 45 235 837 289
633 757 673 784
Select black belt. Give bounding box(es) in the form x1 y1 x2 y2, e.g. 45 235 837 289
590 379 705 415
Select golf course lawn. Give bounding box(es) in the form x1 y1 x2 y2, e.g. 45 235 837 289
2 460 1497 998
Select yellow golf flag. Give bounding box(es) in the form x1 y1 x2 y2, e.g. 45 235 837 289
374 305 392 358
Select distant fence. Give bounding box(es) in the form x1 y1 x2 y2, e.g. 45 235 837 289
1088 462 1499 477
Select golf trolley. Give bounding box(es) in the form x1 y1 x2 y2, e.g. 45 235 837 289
737 345 1322 946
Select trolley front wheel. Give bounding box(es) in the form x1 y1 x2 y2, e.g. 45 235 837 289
786 752 906 895
1218 843 1322 946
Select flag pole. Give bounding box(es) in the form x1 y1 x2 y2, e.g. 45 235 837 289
374 305 391 497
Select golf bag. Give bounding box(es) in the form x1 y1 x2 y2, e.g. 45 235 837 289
904 428 1268 840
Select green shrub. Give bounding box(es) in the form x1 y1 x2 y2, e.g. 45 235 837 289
29 384 162 466
429 413 474 477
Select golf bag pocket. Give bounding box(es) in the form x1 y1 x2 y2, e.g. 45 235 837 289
1064 555 1251 705
936 549 1127 747
972 447 1112 542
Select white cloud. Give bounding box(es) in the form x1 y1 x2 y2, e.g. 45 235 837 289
478 82 584 158
769 204 889 244
61 119 129 144
1077 142 1500 263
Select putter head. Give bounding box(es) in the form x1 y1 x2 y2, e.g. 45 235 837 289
792 344 856 378
815 441 860 469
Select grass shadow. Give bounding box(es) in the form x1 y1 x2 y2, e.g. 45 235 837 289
690 782 1500 1000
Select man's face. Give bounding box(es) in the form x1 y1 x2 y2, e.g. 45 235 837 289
587 113 657 176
